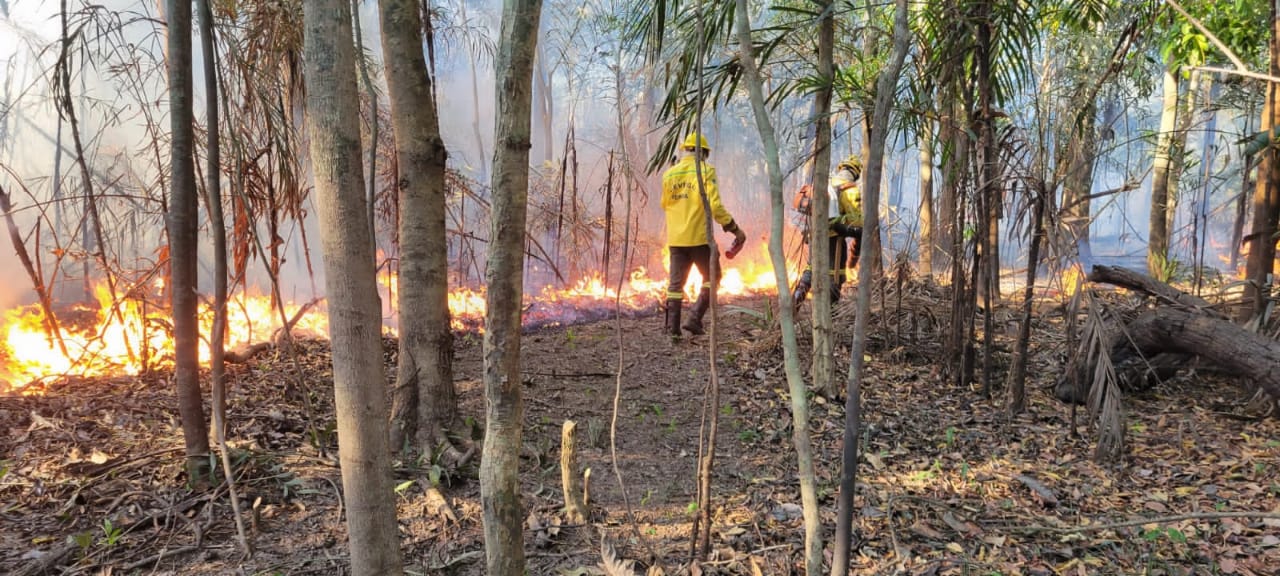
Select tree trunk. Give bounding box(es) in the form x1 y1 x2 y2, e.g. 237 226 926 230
302 0 403 573
1244 4 1280 320
481 0 543 573
1149 66 1179 275
918 118 935 275
976 0 998 398
834 1 909 572
811 0 836 399
379 0 457 455
536 45 554 165
198 0 250 553
1063 99 1097 245
1006 185 1045 415
351 0 379 259
732 2 823 572
165 0 210 484
460 0 490 181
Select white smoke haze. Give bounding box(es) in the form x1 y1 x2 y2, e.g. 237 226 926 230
0 0 1259 323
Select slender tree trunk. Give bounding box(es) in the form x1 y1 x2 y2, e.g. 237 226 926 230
976 0 998 398
302 0 403 573
1063 99 1097 245
1149 66 1180 275
164 0 210 484
481 0 543 573
811 0 836 399
459 0 490 181
918 119 935 275
938 101 958 273
732 3 823 572
351 0 379 260
690 1 720 561
1231 103 1256 272
536 46 554 165
198 0 249 553
834 2 909 573
1007 184 1045 415
1166 70 1202 249
1245 4 1280 320
379 0 457 455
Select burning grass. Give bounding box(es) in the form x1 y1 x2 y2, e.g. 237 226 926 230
1 247 786 393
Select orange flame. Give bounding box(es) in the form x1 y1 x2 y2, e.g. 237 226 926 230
2 247 783 393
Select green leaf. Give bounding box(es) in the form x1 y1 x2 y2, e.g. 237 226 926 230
395 479 414 494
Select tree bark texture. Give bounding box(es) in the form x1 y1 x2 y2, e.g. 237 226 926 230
379 0 456 454
834 1 909 572
918 119 935 275
1244 4 1280 320
1087 265 1220 315
1122 309 1280 402
1006 186 1045 415
165 0 210 483
481 0 543 573
302 0 403 573
1149 66 1179 275
1063 99 1097 244
732 1 823 572
811 0 836 399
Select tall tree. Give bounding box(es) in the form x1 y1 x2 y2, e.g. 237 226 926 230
165 0 210 484
199 0 249 553
811 0 837 400
918 118 936 275
480 0 544 573
1246 1 1280 319
379 0 459 457
731 2 823 572
1149 65 1180 275
302 0 404 573
834 0 910 571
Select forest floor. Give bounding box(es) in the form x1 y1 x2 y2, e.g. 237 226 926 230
2 280 1280 576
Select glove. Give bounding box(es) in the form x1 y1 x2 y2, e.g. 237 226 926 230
726 227 747 259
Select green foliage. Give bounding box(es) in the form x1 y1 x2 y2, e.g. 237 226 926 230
100 518 122 547
1149 253 1182 284
1159 0 1269 70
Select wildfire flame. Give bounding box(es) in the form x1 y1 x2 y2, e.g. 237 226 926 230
2 245 784 393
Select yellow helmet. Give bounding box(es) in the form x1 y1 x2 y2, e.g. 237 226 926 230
682 132 711 152
836 155 862 180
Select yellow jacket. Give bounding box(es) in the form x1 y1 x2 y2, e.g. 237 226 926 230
830 166 863 230
661 155 737 247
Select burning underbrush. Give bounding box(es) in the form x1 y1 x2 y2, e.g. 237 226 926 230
0 251 784 394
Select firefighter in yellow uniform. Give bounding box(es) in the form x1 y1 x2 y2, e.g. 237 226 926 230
661 132 747 337
792 155 863 308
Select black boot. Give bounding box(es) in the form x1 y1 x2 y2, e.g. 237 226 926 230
664 301 683 338
683 290 710 335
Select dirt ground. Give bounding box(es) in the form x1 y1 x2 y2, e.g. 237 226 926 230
2 286 1279 575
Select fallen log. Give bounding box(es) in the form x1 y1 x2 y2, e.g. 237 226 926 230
1087 265 1224 318
1122 308 1280 401
225 341 274 364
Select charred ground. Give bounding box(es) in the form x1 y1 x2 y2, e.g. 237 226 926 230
2 286 1279 575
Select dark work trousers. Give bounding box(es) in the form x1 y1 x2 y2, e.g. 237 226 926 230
802 235 849 287
666 244 720 302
